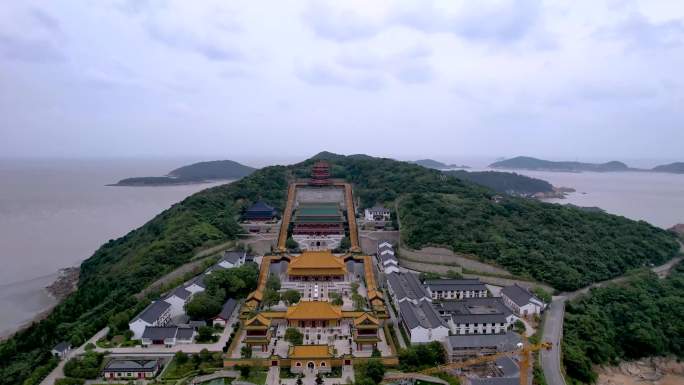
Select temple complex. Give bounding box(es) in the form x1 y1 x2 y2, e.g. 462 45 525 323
287 251 347 281
292 202 345 250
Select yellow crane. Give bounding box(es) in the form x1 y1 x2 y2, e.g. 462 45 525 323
383 338 552 385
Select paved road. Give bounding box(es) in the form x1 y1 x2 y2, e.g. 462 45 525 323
540 251 683 385
40 327 109 385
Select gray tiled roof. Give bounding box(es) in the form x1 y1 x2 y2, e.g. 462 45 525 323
445 331 521 350
142 326 178 340
501 284 537 306
134 301 171 324
494 356 519 377
439 297 512 324
222 250 246 265
380 253 398 264
168 286 191 300
104 359 158 372
52 341 70 352
399 300 447 330
175 327 195 340
216 298 238 320
425 278 487 292
187 274 207 288
387 272 430 302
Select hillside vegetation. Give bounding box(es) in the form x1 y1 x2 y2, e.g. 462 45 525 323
563 262 684 384
398 192 678 290
0 152 678 384
490 156 630 172
113 159 256 186
445 170 554 195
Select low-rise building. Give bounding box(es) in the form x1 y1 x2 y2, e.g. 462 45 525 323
387 272 431 308
218 250 247 269
163 286 192 318
364 206 391 221
398 300 449 343
377 241 399 274
243 201 277 222
184 274 207 294
501 284 545 317
102 358 161 380
212 298 238 327
141 326 194 347
443 331 521 362
129 301 172 339
353 313 381 351
51 341 71 359
288 345 333 374
425 279 488 300
436 298 516 335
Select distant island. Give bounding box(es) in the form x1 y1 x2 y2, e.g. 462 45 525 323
111 160 256 186
490 156 630 172
445 169 574 198
411 159 470 170
652 162 684 174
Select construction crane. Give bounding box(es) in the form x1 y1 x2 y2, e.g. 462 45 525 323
383 337 552 385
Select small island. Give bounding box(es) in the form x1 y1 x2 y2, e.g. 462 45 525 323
411 159 470 170
110 160 256 186
490 156 631 172
652 162 684 174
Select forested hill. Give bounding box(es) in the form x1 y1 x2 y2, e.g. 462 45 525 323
411 159 469 169
490 156 630 172
444 170 554 196
112 160 256 186
0 152 679 384
563 261 684 384
652 162 684 174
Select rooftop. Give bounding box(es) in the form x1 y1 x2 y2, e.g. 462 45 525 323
103 359 159 372
246 201 276 212
287 251 347 276
387 272 430 302
286 301 342 320
399 300 447 330
221 250 246 265
445 331 521 350
438 297 512 324
288 344 332 358
133 301 171 324
215 298 238 320
425 278 488 292
501 284 540 307
167 286 191 300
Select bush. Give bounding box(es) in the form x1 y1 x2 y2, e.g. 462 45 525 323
63 352 104 379
54 379 84 385
284 328 303 345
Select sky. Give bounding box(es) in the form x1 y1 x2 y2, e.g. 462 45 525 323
1 0 684 161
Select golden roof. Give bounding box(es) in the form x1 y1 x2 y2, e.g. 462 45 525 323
287 251 347 276
353 313 380 326
288 345 332 358
245 314 271 328
286 301 342 320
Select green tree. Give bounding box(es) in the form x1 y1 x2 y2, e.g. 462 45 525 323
266 274 281 291
281 289 301 305
262 289 280 307
196 326 215 342
357 359 385 384
315 373 324 385
241 345 253 359
330 292 344 306
174 351 189 365
339 237 351 250
185 293 222 320
286 237 299 250
238 365 251 378
284 327 303 345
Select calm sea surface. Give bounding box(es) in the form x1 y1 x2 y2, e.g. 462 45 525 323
0 158 226 337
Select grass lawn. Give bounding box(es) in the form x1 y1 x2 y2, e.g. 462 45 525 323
162 359 197 379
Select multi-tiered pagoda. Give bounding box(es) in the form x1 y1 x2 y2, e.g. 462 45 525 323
310 160 331 186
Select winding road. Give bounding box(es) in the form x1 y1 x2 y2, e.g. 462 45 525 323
540 252 683 385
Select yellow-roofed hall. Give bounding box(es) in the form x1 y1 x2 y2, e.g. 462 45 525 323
285 300 342 327
287 250 347 280
288 345 334 373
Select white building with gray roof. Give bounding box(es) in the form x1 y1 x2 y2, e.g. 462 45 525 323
398 300 449 343
129 301 172 339
425 279 488 300
218 250 247 269
163 286 193 318
377 241 399 274
443 331 522 362
387 272 431 309
436 297 517 335
141 326 195 347
212 298 238 327
501 284 545 317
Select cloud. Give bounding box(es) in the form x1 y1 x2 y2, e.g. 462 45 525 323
302 3 383 42
393 0 545 45
395 64 434 84
604 13 684 50
0 34 64 62
145 22 242 62
335 44 434 84
296 63 386 91
30 9 61 33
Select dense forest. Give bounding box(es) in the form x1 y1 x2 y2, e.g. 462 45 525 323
0 152 679 384
444 170 554 195
562 262 684 384
398 192 678 290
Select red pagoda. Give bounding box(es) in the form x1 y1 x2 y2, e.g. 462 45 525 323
310 161 331 186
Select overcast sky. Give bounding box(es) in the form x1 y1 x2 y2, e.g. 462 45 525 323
1 0 683 161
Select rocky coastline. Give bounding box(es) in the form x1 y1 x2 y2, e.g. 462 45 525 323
533 186 576 199
45 267 80 300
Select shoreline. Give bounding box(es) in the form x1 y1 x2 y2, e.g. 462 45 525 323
0 267 79 341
